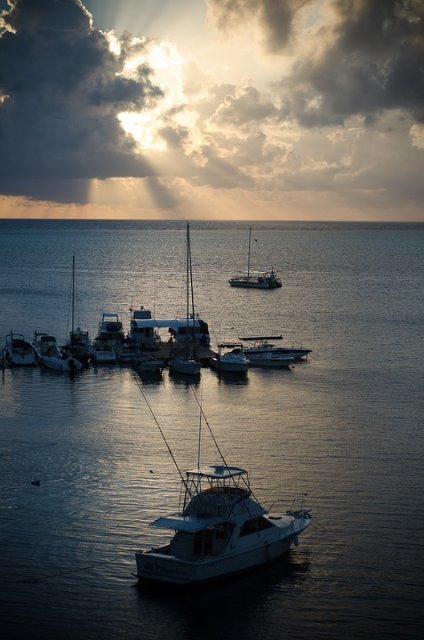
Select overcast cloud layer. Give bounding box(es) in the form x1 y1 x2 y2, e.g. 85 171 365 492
0 0 423 218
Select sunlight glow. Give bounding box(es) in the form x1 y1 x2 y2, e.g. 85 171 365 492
118 40 188 153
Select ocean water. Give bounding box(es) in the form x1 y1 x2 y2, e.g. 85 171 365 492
0 219 423 640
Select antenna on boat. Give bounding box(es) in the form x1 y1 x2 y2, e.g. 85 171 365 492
197 386 203 470
71 255 75 335
134 378 192 496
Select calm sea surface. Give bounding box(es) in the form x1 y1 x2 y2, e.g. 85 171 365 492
0 220 423 639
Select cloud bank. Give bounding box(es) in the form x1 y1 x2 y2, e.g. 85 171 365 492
0 0 423 218
0 0 162 201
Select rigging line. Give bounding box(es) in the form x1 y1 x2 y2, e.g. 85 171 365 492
190 386 228 469
189 386 262 502
134 376 192 497
197 385 203 470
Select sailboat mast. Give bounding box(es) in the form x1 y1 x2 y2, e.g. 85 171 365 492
247 227 252 281
188 225 196 335
186 224 190 333
71 255 75 335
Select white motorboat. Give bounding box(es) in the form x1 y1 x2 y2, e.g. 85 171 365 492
169 224 202 377
135 464 311 585
33 332 83 372
3 332 36 366
134 387 312 586
210 343 249 374
241 335 311 364
229 227 282 289
90 312 124 363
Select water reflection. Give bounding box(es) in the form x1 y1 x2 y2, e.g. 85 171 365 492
135 551 312 638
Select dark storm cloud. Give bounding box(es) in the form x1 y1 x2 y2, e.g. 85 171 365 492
284 0 424 126
207 0 303 52
209 0 424 126
0 0 163 202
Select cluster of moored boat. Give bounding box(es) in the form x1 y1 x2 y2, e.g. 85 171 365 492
1 306 310 376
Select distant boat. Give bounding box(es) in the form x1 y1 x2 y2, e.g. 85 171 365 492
209 342 249 374
135 391 312 585
240 335 311 365
169 224 201 377
33 332 83 372
229 227 282 289
3 332 36 367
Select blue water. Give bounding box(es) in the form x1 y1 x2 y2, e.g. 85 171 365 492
0 220 423 639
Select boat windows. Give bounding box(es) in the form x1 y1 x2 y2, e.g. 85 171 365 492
239 516 274 537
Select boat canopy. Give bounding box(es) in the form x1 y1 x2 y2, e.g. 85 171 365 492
131 317 204 330
240 335 283 341
217 342 243 349
151 513 224 532
186 465 247 480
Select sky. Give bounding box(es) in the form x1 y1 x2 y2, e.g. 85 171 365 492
0 0 423 221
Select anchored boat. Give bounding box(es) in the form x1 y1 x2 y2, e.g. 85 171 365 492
134 389 311 586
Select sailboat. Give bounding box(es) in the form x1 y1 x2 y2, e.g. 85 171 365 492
134 387 312 586
229 227 282 289
64 256 91 366
169 224 201 376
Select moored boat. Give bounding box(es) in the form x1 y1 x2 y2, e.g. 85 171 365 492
169 224 202 377
33 332 83 372
135 463 311 585
134 387 312 586
229 227 282 289
3 332 36 366
209 342 249 374
64 256 91 367
241 335 311 364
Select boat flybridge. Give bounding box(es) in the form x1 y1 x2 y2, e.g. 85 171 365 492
135 463 311 585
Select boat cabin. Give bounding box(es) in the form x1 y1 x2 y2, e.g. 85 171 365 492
130 315 210 349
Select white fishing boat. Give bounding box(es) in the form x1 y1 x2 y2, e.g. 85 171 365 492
241 335 311 364
229 227 282 289
169 224 201 377
3 332 36 366
135 390 312 585
209 343 249 374
33 332 83 372
90 312 124 363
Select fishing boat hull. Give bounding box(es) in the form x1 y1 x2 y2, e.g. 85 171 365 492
136 512 310 585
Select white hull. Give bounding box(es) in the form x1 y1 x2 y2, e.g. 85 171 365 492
4 350 36 366
40 355 83 372
3 335 36 366
247 355 294 368
169 357 201 376
210 357 248 374
136 514 309 585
